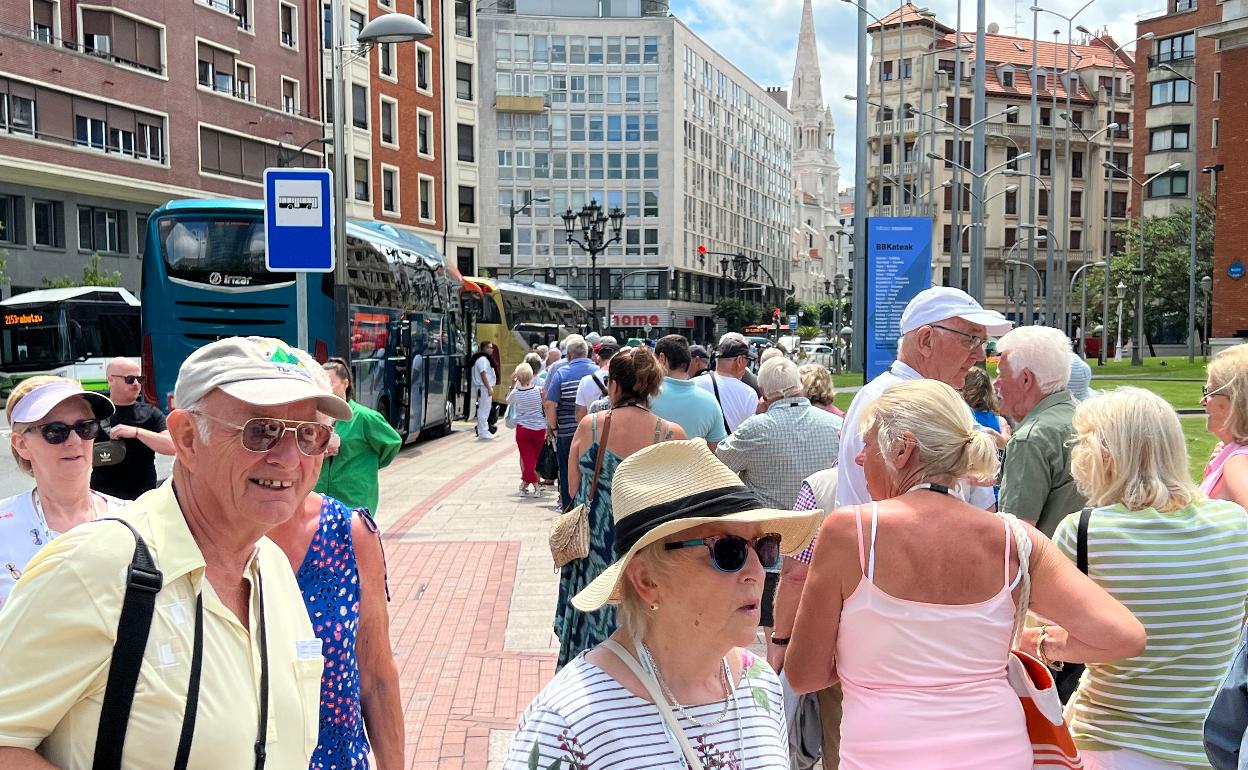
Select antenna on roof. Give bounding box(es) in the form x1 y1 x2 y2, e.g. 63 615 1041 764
1013 0 1024 35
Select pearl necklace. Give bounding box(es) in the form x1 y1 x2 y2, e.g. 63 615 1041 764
638 640 734 728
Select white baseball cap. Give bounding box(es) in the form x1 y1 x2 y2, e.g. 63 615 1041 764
899 287 1013 337
174 336 352 420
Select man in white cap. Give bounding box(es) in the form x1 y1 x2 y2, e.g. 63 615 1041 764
0 336 348 769
834 286 1013 508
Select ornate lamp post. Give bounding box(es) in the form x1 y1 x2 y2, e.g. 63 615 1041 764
562 200 624 331
1113 279 1128 362
831 273 848 372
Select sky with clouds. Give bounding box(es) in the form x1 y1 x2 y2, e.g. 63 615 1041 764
669 0 1152 192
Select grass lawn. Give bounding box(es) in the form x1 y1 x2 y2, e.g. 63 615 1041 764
1182 415 1216 483
1093 379 1204 411
1088 356 1208 379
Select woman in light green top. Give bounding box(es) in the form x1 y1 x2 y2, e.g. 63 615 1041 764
1026 387 1248 770
314 358 403 514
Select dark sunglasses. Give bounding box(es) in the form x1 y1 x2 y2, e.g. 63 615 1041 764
665 533 782 573
26 419 101 444
193 412 334 456
111 374 144 385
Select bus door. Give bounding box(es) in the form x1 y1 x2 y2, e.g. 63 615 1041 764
393 314 416 439
400 312 425 438
422 313 449 431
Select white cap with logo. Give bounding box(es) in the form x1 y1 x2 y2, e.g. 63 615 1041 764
173 336 352 421
899 287 1013 337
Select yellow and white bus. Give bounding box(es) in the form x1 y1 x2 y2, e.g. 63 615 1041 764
463 278 590 404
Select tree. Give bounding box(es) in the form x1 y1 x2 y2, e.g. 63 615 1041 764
41 253 122 289
784 296 801 317
1076 196 1215 351
712 297 761 332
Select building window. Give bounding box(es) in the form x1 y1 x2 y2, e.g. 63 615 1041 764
414 0 426 22
416 47 430 91
457 123 474 162
1151 79 1191 105
1150 125 1190 151
351 83 368 129
353 157 369 201
1005 188 1018 215
75 115 107 150
1108 190 1128 217
417 111 432 156
380 98 397 145
418 176 434 221
282 78 299 114
456 62 473 100
1213 117 1219 148
33 200 64 248
1105 151 1130 178
455 0 471 36
348 10 364 46
136 213 147 257
78 206 126 254
197 42 235 93
1070 230 1082 250
322 4 331 48
139 122 164 162
1 93 35 135
1040 149 1052 176
1070 190 1083 218
1175 0 1195 10
280 3 297 47
458 185 475 223
1214 71 1221 100
0 196 16 244
1148 171 1189 198
381 166 398 214
235 62 254 101
1154 33 1195 65
644 36 658 64
1072 151 1084 178
32 0 56 42
379 43 394 78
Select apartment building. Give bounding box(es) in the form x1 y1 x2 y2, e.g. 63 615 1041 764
0 0 325 293
477 1 794 342
867 4 1136 321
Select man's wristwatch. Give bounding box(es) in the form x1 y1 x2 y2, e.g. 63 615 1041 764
769 632 790 646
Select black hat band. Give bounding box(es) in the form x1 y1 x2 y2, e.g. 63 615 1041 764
612 486 764 557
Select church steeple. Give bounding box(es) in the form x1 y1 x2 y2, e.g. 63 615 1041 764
791 0 824 111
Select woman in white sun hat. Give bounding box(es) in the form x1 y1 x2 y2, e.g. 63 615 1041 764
505 439 821 769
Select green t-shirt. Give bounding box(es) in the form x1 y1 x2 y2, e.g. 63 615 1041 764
314 400 402 514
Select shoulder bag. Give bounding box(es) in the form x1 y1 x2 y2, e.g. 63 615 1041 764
707 373 733 436
548 412 612 569
601 638 706 770
1055 508 1093 703
93 419 127 468
1001 513 1084 770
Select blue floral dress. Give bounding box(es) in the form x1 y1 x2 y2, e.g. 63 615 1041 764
298 496 371 769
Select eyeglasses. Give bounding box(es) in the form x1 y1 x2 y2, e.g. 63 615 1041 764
1203 382 1232 400
110 374 144 385
664 533 783 573
25 419 101 444
191 412 334 456
928 324 986 350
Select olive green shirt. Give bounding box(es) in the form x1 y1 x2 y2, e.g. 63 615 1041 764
998 390 1086 536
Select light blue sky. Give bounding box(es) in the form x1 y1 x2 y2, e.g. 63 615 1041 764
669 0 1150 191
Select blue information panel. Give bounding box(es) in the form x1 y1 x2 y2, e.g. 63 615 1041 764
263 168 334 272
865 216 934 380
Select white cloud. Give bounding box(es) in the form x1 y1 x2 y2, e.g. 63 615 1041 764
670 0 1148 192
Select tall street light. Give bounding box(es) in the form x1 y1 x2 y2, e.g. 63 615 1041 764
1101 160 1182 365
1201 274 1213 359
1080 27 1154 365
330 9 431 358
848 0 869 374
841 0 893 218
1070 259 1107 358
1159 61 1200 364
1006 256 1044 323
562 200 624 332
1005 168 1053 323
507 193 551 275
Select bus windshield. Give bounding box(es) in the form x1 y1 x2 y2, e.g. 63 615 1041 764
159 216 288 286
1 305 66 369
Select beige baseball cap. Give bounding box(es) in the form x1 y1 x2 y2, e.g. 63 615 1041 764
173 336 352 420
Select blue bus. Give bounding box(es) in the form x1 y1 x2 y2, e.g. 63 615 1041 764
140 199 464 442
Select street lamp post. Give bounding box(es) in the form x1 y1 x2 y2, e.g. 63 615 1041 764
562 200 624 332
831 273 848 372
507 193 551 276
1201 274 1213 359
1159 62 1200 364
277 136 332 167
1070 259 1108 358
1102 160 1182 365
1113 279 1128 362
1006 257 1045 323
329 8 431 358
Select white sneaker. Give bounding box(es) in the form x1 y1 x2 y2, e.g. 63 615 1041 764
477 432 496 440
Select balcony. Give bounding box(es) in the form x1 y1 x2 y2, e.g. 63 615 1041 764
878 118 917 135
1148 53 1195 69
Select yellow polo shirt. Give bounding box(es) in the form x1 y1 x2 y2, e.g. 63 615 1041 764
0 481 322 768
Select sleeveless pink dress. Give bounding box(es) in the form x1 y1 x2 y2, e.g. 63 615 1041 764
836 504 1033 769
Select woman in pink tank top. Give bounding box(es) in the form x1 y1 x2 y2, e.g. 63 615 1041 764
784 380 1145 769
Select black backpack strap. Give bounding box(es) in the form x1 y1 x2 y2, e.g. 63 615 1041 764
92 518 162 770
709 373 732 435
1077 507 1093 574
591 373 607 397
172 594 205 770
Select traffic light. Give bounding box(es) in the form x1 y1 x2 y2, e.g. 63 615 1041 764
773 308 781 320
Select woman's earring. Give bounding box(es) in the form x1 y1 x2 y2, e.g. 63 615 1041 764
649 602 659 611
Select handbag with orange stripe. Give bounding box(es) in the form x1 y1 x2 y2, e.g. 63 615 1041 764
1001 513 1084 770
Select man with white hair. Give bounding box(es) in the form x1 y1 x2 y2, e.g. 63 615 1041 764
543 334 596 510
835 286 1013 508
995 325 1087 535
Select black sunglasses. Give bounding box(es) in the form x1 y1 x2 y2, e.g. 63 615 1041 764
665 533 782 573
111 374 144 385
192 412 334 456
26 419 102 444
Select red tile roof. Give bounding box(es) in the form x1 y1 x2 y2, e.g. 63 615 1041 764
867 3 955 33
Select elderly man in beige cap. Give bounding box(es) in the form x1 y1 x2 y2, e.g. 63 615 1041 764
0 336 350 770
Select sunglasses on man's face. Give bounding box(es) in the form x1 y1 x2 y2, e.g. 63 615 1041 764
665 533 783 573
26 419 101 445
111 374 144 385
193 412 334 456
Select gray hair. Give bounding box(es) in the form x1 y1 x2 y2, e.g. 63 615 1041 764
997 326 1072 395
758 357 803 400
718 331 747 347
565 334 589 359
864 379 999 484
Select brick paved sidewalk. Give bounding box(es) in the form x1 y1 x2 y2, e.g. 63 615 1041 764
373 423 562 770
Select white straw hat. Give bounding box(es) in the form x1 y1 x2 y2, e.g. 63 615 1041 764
571 440 823 612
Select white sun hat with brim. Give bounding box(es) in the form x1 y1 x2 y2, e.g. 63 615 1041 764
571 439 823 612
9 380 114 424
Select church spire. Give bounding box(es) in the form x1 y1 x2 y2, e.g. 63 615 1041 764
791 0 823 110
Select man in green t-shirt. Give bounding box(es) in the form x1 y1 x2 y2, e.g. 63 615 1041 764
314 358 403 514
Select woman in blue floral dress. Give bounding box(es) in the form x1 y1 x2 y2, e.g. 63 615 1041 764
554 347 682 667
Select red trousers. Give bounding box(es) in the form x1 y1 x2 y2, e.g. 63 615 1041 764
515 425 546 484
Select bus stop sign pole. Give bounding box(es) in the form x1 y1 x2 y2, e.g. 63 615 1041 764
263 168 335 355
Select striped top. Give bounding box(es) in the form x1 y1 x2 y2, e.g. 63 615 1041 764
503 650 789 769
506 386 547 431
1052 499 1248 767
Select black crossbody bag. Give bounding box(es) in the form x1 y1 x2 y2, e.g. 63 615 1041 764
1054 507 1093 704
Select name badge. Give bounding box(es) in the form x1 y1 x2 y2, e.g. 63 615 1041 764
296 638 323 660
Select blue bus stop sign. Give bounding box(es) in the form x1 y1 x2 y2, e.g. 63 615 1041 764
1229 261 1245 280
263 168 334 272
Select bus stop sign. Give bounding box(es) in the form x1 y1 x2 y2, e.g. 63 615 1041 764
263 168 334 272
